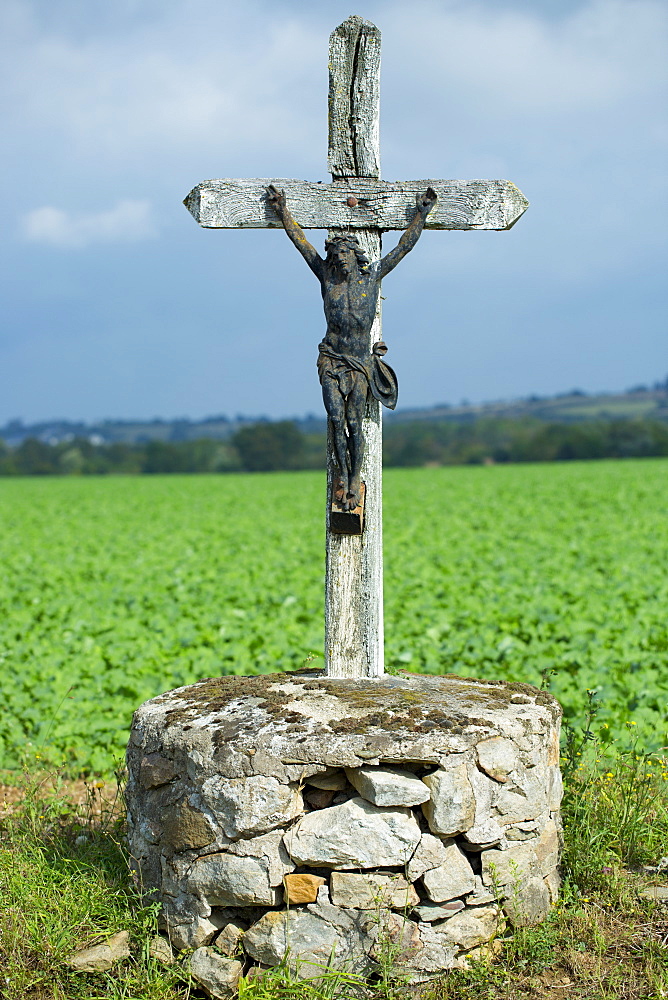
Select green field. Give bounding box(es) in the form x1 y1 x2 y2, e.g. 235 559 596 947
1 460 667 774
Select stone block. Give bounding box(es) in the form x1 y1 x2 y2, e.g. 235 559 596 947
188 853 280 906
466 875 496 906
544 868 561 903
243 908 372 976
412 900 465 922
467 760 497 826
284 796 421 869
189 948 243 999
535 819 560 874
162 800 216 852
407 832 449 881
462 819 504 848
345 765 431 807
330 872 419 909
494 777 547 825
476 737 518 782
135 815 162 846
548 766 564 810
139 753 178 789
67 931 130 972
305 768 348 790
505 817 545 841
283 873 326 904
460 937 504 966
481 841 539 889
408 923 458 973
305 788 335 809
639 886 668 902
436 906 499 949
368 912 422 964
215 921 246 957
225 829 294 887
421 765 475 836
503 875 552 926
149 935 175 965
200 775 302 839
421 841 476 902
165 911 226 952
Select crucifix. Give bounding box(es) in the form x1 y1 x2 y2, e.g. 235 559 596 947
184 15 528 681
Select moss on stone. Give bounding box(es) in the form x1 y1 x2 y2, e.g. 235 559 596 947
152 670 560 744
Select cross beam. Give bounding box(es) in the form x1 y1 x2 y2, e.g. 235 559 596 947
184 178 528 232
184 15 528 680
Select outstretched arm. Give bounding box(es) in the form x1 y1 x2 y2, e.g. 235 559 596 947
266 185 323 279
378 187 437 279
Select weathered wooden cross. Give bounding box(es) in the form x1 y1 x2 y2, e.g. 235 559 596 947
184 15 528 681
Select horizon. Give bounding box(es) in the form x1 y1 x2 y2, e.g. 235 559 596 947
3 378 667 433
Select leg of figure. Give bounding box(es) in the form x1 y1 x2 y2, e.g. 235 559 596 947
344 374 368 510
321 377 350 497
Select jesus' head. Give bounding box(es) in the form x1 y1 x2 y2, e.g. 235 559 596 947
324 235 370 276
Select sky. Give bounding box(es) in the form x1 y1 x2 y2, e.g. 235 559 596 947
1 0 666 424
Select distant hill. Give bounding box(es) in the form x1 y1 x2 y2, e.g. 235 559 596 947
2 383 666 447
387 385 668 426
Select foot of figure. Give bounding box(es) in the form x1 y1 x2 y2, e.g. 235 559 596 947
334 475 349 506
345 475 362 511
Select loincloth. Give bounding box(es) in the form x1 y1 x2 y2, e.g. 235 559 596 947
317 341 398 410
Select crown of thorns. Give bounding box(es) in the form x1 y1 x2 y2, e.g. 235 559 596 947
324 235 370 269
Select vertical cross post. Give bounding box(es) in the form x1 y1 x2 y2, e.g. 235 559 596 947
325 17 384 678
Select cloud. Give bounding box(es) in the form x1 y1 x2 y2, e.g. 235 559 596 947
384 0 667 114
21 199 157 248
0 2 323 172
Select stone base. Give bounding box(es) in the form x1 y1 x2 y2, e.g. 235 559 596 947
126 671 562 979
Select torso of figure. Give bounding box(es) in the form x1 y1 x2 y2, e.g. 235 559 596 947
320 263 381 359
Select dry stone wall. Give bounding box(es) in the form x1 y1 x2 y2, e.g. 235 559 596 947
126 671 562 983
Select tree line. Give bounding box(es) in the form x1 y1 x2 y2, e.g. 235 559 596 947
1 417 668 476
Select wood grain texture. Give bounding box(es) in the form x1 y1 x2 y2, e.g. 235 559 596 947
184 177 528 232
325 18 384 679
328 16 381 179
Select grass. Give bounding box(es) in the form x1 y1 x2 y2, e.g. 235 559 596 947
0 772 185 999
1 723 667 999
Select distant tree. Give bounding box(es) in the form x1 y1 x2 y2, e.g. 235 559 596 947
94 442 143 474
0 439 16 475
232 421 304 471
13 438 58 475
141 441 190 474
58 446 85 474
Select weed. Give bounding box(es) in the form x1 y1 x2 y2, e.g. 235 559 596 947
0 771 186 1000
238 955 371 999
561 705 668 886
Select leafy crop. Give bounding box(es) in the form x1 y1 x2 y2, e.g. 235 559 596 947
0 459 666 774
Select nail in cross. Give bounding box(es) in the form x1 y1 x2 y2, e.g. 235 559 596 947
184 15 528 680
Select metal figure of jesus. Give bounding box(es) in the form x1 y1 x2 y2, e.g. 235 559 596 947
267 184 437 511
